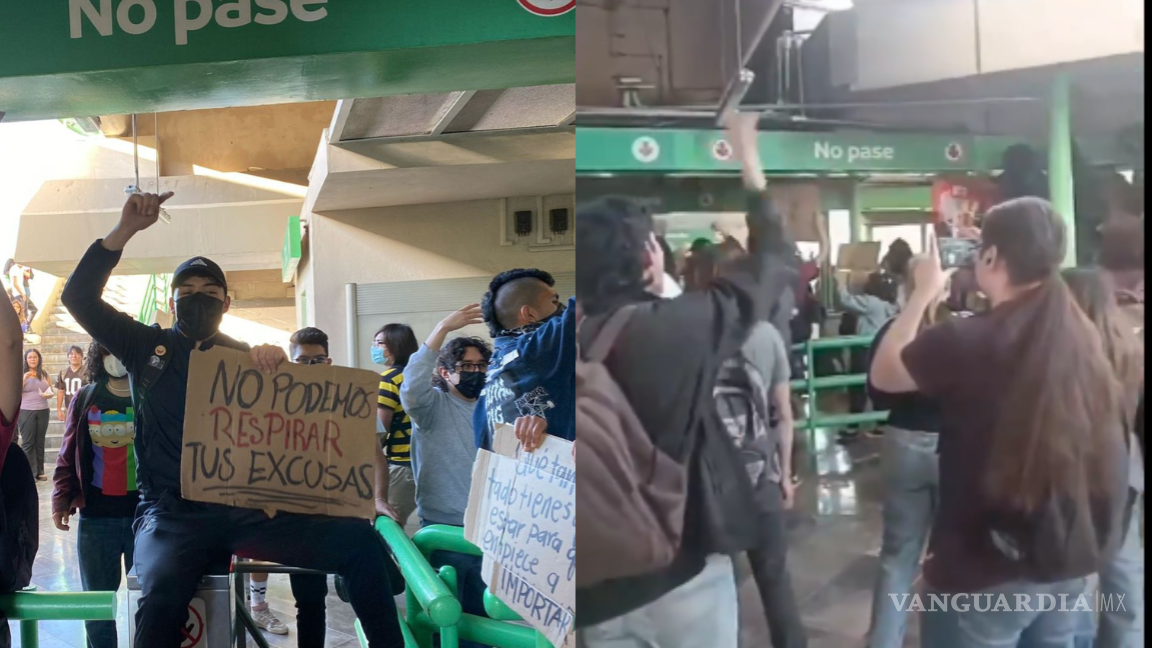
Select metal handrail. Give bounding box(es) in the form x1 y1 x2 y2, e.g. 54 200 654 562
232 561 331 648
0 590 117 648
399 523 546 648
137 273 170 324
789 334 890 430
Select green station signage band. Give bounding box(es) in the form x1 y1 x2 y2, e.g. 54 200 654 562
577 128 1020 175
0 1 574 120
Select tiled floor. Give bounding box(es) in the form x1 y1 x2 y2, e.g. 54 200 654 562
737 429 914 648
10 428 903 648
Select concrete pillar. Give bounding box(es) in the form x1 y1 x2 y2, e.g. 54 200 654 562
1048 73 1077 267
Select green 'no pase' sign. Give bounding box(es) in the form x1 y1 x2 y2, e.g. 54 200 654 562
0 1 574 120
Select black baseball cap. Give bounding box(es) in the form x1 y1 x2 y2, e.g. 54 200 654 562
172 256 228 293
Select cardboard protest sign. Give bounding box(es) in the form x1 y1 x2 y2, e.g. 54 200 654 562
837 241 881 271
181 346 379 520
464 425 575 648
770 181 824 242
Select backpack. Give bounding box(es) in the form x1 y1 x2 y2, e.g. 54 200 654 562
575 307 688 588
0 444 38 594
714 351 776 489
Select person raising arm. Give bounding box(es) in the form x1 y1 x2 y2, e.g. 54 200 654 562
870 234 955 393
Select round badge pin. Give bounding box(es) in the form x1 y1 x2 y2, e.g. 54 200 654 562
518 0 575 16
155 346 167 357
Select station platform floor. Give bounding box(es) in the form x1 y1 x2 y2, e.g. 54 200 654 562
9 428 899 648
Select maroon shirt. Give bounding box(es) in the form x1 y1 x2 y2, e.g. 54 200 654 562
903 299 1129 593
901 308 1024 593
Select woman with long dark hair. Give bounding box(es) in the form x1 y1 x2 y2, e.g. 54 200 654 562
871 198 1130 647
51 342 138 648
18 348 53 480
1058 269 1144 648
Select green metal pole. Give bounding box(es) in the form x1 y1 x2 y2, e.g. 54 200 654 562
20 620 37 648
377 518 462 628
1048 72 1077 267
0 591 116 619
437 566 460 648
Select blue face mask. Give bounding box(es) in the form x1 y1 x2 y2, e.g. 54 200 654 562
371 346 387 366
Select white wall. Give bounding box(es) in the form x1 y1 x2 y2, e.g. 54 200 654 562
977 0 1144 74
854 0 979 90
304 197 576 365
850 0 1144 90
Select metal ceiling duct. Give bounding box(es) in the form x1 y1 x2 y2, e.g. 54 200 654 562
334 84 576 143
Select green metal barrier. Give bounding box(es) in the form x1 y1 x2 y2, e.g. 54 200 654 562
375 517 462 648
388 521 550 648
0 590 117 648
788 335 889 431
137 273 170 325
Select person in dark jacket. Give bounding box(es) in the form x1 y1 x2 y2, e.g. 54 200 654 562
475 268 575 449
51 341 137 648
60 192 403 648
575 112 796 647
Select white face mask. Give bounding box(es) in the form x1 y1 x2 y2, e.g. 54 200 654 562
104 355 128 379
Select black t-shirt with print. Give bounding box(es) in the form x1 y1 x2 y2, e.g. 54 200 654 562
80 386 139 518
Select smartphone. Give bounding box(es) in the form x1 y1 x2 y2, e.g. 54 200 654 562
939 238 980 269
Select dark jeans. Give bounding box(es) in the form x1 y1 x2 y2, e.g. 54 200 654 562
133 494 402 648
289 573 329 648
78 516 135 648
17 409 48 476
421 520 490 648
747 482 807 648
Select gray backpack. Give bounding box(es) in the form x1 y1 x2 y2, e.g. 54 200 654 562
714 352 777 488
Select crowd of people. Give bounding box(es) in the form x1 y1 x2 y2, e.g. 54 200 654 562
0 189 575 648
576 110 1143 648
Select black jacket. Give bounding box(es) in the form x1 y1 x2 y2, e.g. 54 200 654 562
61 241 250 502
577 191 796 627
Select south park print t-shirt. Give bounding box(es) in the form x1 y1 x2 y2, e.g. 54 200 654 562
82 388 139 518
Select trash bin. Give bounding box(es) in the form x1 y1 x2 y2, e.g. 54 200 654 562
127 567 233 648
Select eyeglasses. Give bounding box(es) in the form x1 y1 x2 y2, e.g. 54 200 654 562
455 362 489 373
295 356 329 366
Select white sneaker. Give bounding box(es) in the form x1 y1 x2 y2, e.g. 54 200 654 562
251 605 289 635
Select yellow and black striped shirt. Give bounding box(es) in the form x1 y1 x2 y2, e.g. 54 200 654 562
378 367 413 463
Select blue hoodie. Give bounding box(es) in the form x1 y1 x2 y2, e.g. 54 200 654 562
474 297 576 449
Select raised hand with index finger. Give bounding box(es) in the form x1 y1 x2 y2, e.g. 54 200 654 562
911 232 957 300
120 191 175 234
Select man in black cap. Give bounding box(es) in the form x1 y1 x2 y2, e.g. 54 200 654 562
61 192 404 648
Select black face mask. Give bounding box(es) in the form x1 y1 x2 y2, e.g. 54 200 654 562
454 372 487 400
175 293 225 341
